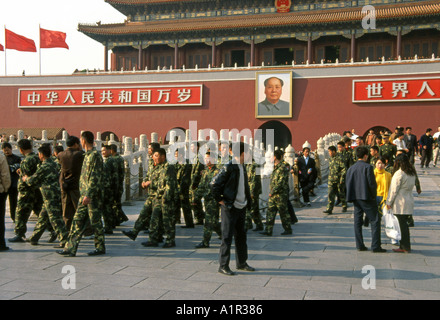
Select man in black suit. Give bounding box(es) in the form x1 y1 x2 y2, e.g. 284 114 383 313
211 142 254 276
404 127 418 165
296 147 317 206
346 146 386 253
58 136 84 232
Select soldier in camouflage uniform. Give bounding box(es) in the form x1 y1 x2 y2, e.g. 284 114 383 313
174 149 194 228
189 142 205 225
323 146 347 215
9 139 43 242
110 144 129 225
122 143 161 241
195 152 222 248
23 145 68 247
144 148 178 248
245 158 264 231
101 145 118 233
57 131 105 257
260 150 292 236
379 133 397 167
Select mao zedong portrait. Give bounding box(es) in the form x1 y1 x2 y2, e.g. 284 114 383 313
257 76 291 117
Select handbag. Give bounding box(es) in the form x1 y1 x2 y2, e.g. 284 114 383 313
383 206 401 241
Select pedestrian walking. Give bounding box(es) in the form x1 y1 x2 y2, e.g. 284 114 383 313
345 146 386 253
386 154 417 253
0 152 11 251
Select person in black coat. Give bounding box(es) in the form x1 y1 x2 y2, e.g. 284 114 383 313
1 143 21 222
211 142 254 276
296 147 317 206
346 146 386 253
404 127 418 165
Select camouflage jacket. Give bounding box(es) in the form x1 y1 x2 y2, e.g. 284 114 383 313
112 154 125 189
196 165 219 201
328 154 347 184
25 157 61 200
144 163 161 198
190 156 204 190
269 161 289 197
379 143 397 165
102 156 119 191
337 150 354 169
80 148 103 200
175 160 191 192
156 162 177 204
18 152 41 192
247 160 262 196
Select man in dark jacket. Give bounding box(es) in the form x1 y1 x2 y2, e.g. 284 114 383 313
346 146 386 253
58 136 84 231
404 127 418 165
211 142 254 276
420 128 434 168
296 147 317 206
1 142 21 222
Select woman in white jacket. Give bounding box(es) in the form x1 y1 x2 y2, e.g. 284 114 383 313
386 154 416 253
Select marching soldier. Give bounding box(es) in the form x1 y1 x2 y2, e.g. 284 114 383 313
260 150 292 236
195 152 222 248
122 143 161 241
174 149 194 228
144 148 178 248
57 131 105 257
101 145 118 233
9 139 43 243
23 145 68 247
110 144 129 225
246 158 264 231
323 146 347 215
189 142 205 225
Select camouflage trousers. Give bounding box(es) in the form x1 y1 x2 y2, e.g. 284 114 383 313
201 198 221 245
132 196 153 235
14 188 43 237
246 195 263 230
102 190 116 230
175 189 193 226
190 189 205 224
265 194 292 235
29 194 68 245
114 186 128 224
64 196 105 255
327 182 347 210
149 199 175 245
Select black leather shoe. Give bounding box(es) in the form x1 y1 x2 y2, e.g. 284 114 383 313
163 241 176 248
259 231 272 236
122 230 137 241
281 230 292 235
8 235 25 243
218 267 236 276
357 246 368 252
236 263 255 272
373 247 387 253
142 241 158 247
195 242 209 248
56 250 75 257
342 207 347 213
323 209 332 215
181 225 195 229
252 226 264 231
0 246 10 252
87 249 106 256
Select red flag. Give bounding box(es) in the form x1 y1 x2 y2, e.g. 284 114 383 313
40 28 69 49
0 43 4 51
5 29 37 52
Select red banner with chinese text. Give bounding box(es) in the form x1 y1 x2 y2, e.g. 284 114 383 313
353 77 440 103
18 85 203 108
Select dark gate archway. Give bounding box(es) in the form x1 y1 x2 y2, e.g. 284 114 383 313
258 120 292 150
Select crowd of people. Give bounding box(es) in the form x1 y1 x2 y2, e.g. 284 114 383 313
0 126 438 273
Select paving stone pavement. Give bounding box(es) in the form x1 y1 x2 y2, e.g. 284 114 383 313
1 164 439 300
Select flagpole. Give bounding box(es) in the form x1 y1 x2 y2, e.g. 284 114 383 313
39 24 41 75
4 25 7 76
